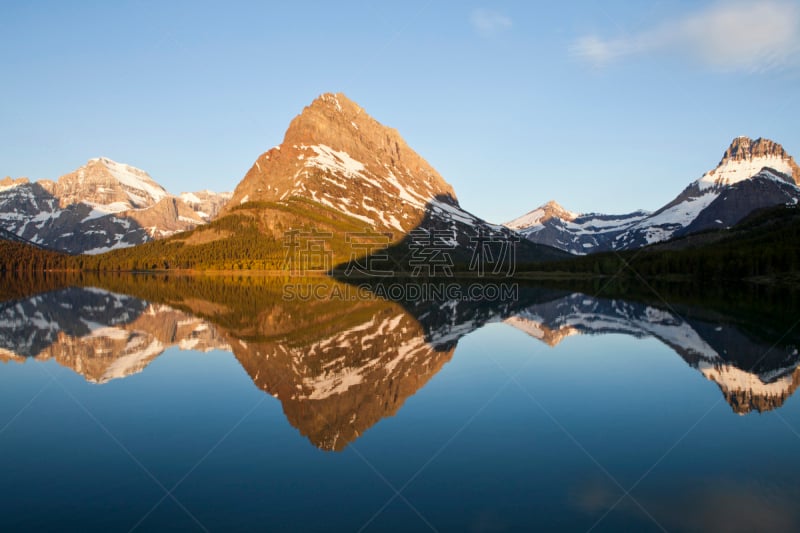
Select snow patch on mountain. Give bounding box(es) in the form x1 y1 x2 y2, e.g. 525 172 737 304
180 192 202 204
88 157 168 206
696 154 794 191
305 144 367 180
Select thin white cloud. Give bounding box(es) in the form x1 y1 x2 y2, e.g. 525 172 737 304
471 9 512 36
572 1 800 72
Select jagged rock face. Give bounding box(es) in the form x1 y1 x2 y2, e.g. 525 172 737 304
282 93 457 202
0 158 230 254
124 197 205 238
726 136 788 160
0 177 29 189
507 136 800 255
179 190 233 221
45 157 168 210
710 136 800 186
226 92 460 234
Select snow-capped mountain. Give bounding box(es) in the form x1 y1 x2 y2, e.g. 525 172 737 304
505 200 580 231
506 137 800 254
48 157 169 210
0 158 231 254
225 93 565 263
505 293 800 414
225 93 461 232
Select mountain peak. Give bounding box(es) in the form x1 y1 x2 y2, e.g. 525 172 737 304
225 93 460 231
282 92 368 148
505 200 578 231
541 200 579 221
0 176 29 190
544 199 569 212
309 92 358 114
88 156 119 166
697 136 800 190
720 135 788 163
722 136 791 164
61 157 168 209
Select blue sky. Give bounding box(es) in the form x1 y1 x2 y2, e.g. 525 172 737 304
1 1 798 222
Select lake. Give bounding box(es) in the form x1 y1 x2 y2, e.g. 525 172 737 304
1 274 799 532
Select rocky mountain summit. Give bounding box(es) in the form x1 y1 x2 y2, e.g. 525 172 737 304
226 93 459 233
221 93 567 265
704 136 800 187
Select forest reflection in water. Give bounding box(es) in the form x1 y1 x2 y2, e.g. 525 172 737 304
1 273 798 451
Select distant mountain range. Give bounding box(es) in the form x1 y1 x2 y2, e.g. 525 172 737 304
506 136 800 255
34 93 565 271
0 158 231 254
1 94 798 267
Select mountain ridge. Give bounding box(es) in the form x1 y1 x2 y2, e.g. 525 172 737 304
506 136 800 255
0 158 231 254
74 92 567 271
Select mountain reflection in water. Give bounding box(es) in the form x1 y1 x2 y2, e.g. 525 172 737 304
1 275 798 451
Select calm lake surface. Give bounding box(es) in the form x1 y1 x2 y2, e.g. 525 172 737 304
1 275 799 532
